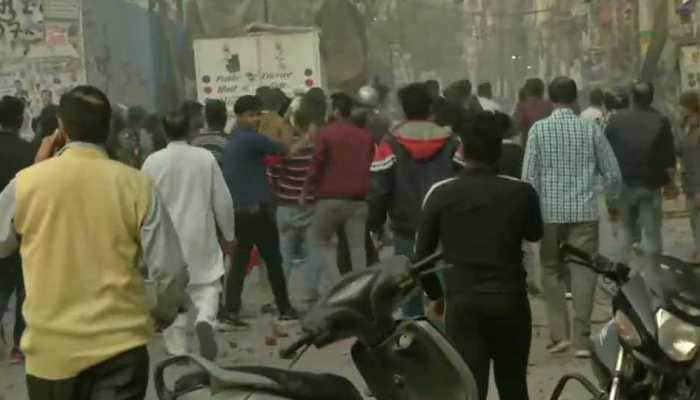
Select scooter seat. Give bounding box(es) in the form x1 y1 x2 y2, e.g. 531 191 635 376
156 355 363 400
225 366 363 400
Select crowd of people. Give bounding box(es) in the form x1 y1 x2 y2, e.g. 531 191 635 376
1 72 700 400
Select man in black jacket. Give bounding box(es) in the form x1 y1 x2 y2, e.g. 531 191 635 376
368 82 461 318
605 82 677 259
415 111 543 400
0 96 35 363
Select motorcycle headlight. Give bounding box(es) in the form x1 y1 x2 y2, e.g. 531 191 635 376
656 309 700 362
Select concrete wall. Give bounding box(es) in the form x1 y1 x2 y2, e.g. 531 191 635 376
83 0 185 112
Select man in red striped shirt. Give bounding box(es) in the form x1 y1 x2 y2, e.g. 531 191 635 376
267 110 322 307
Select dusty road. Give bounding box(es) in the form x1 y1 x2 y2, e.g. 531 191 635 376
1 207 695 400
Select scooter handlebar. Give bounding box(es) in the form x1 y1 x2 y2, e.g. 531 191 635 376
561 243 630 283
280 333 314 359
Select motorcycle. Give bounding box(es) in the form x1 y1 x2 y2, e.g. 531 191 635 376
154 253 479 400
550 244 700 400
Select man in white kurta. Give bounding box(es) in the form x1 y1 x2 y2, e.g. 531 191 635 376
142 113 235 360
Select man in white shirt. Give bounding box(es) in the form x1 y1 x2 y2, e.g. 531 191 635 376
142 111 236 360
580 88 605 126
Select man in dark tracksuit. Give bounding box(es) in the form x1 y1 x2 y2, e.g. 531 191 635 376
415 112 543 400
368 82 461 318
0 96 35 363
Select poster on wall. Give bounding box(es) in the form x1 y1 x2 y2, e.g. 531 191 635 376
681 45 700 93
0 57 82 107
0 0 85 116
193 31 323 110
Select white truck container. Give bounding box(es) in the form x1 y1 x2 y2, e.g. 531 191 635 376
193 28 323 111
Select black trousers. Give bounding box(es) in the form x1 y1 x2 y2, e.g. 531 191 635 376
26 346 149 400
0 251 25 349
336 228 378 275
445 292 532 400
225 205 292 314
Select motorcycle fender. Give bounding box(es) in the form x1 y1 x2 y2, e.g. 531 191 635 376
594 319 621 373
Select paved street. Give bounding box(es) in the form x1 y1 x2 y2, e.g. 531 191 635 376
1 207 696 400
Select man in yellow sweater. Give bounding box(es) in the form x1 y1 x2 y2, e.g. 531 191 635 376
0 86 188 400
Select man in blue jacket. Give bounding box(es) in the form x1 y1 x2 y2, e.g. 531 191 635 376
220 95 297 326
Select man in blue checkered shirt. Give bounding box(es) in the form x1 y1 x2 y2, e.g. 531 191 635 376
522 77 622 358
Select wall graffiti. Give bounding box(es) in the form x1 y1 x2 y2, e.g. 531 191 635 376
0 0 43 44
0 0 85 122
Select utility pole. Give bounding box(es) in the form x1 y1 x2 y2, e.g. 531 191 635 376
497 0 506 97
264 0 270 23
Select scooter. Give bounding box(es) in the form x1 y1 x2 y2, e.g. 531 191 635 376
550 244 700 400
154 253 479 400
